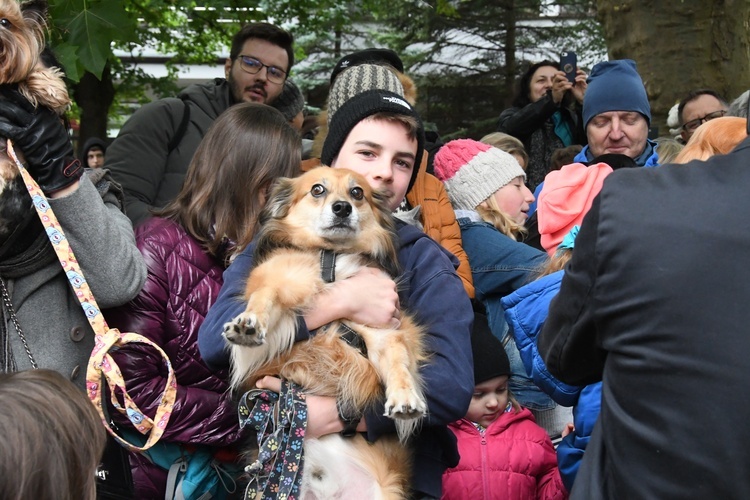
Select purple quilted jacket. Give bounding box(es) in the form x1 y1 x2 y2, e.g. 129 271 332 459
106 217 244 498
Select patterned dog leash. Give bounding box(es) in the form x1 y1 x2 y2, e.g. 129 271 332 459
7 139 177 452
238 380 308 499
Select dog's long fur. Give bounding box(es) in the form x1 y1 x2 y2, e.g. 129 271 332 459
224 167 428 499
0 0 70 240
0 0 69 114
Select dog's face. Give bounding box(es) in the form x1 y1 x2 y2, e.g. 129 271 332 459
0 0 46 85
258 167 399 268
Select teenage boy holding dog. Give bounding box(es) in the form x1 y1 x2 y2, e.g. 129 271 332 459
199 87 474 499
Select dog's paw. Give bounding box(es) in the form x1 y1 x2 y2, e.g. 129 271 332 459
222 312 267 346
384 387 427 420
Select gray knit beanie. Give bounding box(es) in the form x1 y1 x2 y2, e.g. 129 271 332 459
327 64 403 126
433 139 526 210
272 79 305 122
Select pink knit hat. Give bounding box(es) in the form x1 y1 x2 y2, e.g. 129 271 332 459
537 162 614 256
433 139 526 211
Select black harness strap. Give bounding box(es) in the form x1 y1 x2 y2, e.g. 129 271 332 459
319 249 368 358
320 249 337 283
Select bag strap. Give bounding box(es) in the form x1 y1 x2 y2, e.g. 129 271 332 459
7 140 177 452
167 97 190 155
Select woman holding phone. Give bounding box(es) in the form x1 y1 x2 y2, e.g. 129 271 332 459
497 58 588 191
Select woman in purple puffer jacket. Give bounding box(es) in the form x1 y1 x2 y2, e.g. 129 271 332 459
105 103 301 498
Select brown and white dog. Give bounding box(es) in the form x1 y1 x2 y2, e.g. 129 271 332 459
223 166 428 499
0 0 70 239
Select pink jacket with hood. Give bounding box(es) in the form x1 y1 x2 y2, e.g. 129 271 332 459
442 407 567 500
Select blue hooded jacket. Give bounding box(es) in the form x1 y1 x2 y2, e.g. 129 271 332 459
501 270 602 491
198 221 474 497
573 139 659 167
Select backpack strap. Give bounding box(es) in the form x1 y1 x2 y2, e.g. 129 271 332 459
166 456 189 500
167 96 191 155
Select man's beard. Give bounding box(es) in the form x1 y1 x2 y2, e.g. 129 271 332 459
227 71 267 104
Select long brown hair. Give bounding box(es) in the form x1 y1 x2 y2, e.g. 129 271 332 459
157 103 301 262
0 369 106 500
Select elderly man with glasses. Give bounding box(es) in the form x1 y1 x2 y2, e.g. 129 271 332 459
678 89 729 144
106 23 294 225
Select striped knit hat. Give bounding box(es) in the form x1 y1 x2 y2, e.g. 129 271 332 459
329 48 404 84
434 139 526 211
326 64 403 126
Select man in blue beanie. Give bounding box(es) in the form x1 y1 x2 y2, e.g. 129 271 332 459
573 59 658 167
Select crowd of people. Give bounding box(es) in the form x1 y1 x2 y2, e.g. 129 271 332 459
2 17 750 500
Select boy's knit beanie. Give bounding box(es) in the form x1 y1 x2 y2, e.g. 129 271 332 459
329 48 405 84
583 59 651 128
537 162 613 255
272 79 305 122
433 139 526 211
471 311 511 385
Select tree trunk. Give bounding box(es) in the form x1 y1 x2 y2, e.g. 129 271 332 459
595 0 750 134
72 66 115 158
503 0 517 108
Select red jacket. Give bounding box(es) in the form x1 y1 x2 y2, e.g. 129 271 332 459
442 408 567 500
106 217 243 498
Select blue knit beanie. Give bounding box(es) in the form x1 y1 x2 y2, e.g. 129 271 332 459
583 59 651 128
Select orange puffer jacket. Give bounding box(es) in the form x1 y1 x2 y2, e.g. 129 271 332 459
300 156 474 298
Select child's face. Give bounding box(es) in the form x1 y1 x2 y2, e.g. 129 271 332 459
490 176 534 225
331 117 417 211
466 375 509 427
86 147 104 169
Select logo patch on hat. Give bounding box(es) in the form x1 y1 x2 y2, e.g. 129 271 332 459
382 95 410 109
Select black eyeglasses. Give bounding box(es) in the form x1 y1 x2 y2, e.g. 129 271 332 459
236 55 286 84
682 110 727 133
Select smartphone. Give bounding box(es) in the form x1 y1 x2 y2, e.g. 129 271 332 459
560 51 577 83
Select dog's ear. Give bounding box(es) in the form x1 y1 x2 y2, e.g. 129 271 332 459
254 177 297 265
21 0 48 22
259 176 295 224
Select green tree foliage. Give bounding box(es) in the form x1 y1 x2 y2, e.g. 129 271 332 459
362 0 606 138
46 0 606 145
48 1 260 151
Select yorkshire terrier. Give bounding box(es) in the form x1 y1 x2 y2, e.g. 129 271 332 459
0 0 70 244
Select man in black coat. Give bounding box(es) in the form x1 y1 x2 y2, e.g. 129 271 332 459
539 135 750 498
106 23 294 225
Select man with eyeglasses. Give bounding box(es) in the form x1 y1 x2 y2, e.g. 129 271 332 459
106 23 294 225
678 89 729 144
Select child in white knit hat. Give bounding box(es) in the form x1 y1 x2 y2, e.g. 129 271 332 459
434 139 558 421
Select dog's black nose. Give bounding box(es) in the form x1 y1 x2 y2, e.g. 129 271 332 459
332 200 352 218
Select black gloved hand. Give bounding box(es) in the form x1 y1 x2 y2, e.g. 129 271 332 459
0 86 82 194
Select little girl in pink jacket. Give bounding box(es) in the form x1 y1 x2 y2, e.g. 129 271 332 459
442 311 567 500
